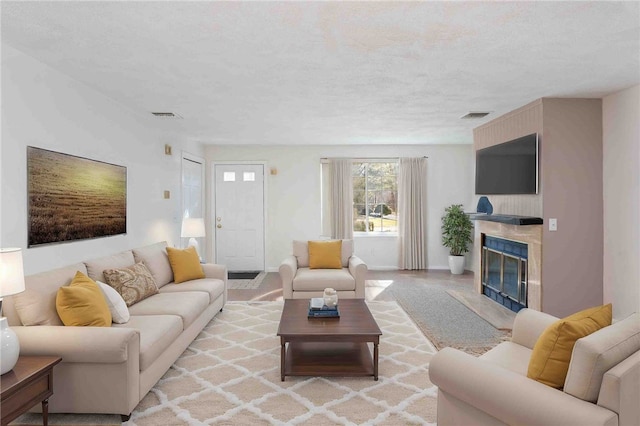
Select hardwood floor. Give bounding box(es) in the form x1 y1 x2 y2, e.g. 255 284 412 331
227 269 516 332
227 269 476 303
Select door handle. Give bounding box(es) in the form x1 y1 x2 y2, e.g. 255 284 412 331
217 224 222 229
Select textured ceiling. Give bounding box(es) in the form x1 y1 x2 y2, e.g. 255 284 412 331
2 1 639 145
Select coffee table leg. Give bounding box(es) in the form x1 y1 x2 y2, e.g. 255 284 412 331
42 398 49 426
280 340 286 381
373 342 379 381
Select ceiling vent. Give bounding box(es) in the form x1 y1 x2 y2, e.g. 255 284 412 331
461 112 490 119
151 112 183 119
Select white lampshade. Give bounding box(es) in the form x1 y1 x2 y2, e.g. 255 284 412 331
0 248 26 298
181 218 206 238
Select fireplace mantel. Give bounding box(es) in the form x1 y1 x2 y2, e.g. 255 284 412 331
472 214 543 225
474 220 543 311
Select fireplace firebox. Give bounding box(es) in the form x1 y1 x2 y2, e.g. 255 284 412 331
482 236 528 312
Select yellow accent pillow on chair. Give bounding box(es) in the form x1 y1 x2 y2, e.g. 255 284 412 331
308 240 342 269
166 246 205 283
527 303 612 388
56 271 112 327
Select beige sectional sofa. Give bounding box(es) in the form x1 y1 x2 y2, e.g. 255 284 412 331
429 308 640 426
3 242 227 419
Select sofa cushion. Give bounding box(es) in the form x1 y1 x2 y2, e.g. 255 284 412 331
113 315 182 371
102 262 159 307
127 292 209 330
308 240 342 269
84 250 135 282
293 268 355 291
56 272 112 327
97 281 130 324
158 278 225 304
480 341 533 377
527 304 612 388
341 239 353 267
166 247 205 283
132 242 174 287
293 240 309 267
11 263 87 326
564 312 640 402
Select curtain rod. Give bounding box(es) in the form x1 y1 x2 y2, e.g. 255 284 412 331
320 156 428 160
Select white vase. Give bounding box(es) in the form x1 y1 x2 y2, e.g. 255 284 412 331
323 288 338 307
1 317 20 375
448 255 465 275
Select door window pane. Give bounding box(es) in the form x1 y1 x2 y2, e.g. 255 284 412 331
243 172 255 182
223 172 235 182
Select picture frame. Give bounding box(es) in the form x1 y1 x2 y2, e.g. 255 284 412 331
27 146 127 247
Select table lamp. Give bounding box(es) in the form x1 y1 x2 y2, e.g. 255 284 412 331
181 218 206 260
1 248 26 375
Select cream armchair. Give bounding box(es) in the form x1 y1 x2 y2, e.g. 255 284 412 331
429 309 640 426
279 239 367 299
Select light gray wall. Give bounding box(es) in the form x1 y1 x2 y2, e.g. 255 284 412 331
603 84 640 320
205 144 474 270
1 44 203 274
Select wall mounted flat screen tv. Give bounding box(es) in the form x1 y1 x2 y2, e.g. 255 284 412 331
475 133 538 195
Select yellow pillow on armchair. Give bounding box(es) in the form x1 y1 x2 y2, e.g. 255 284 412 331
308 240 342 269
527 303 612 388
166 246 205 283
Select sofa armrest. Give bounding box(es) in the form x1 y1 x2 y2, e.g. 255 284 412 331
348 255 367 299
429 347 617 426
511 308 559 349
13 325 140 364
598 350 640 426
202 263 227 282
202 263 228 304
279 256 297 299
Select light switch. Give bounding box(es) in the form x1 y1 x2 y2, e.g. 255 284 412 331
549 218 557 231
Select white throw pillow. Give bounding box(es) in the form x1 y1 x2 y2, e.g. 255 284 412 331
97 281 130 324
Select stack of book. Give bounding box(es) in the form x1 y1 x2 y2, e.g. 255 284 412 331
308 297 340 318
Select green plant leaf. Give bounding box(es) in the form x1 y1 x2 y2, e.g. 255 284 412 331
441 204 473 256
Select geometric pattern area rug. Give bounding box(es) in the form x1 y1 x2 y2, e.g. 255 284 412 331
124 301 438 425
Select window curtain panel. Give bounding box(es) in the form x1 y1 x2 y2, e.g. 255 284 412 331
398 157 428 269
329 159 353 240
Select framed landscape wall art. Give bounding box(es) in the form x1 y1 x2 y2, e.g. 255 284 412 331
27 146 127 247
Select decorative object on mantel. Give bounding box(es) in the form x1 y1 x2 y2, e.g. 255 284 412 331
0 248 26 375
476 196 493 215
181 217 206 260
441 204 473 275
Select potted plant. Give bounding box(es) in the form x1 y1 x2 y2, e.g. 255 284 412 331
441 204 473 274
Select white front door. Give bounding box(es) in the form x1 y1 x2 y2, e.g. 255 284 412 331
214 164 265 271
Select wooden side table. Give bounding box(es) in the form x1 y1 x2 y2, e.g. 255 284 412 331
0 356 62 426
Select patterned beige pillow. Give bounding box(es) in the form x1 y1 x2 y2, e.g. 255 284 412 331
102 262 159 307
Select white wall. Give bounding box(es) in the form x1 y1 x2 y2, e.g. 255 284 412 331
205 144 474 270
603 84 640 320
1 44 203 274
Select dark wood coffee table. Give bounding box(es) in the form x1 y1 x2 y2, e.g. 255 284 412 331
277 298 382 381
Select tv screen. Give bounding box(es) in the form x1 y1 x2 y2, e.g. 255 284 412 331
475 133 538 195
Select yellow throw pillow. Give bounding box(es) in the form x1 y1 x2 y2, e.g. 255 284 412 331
166 246 205 283
56 271 112 327
308 240 342 269
527 303 612 388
